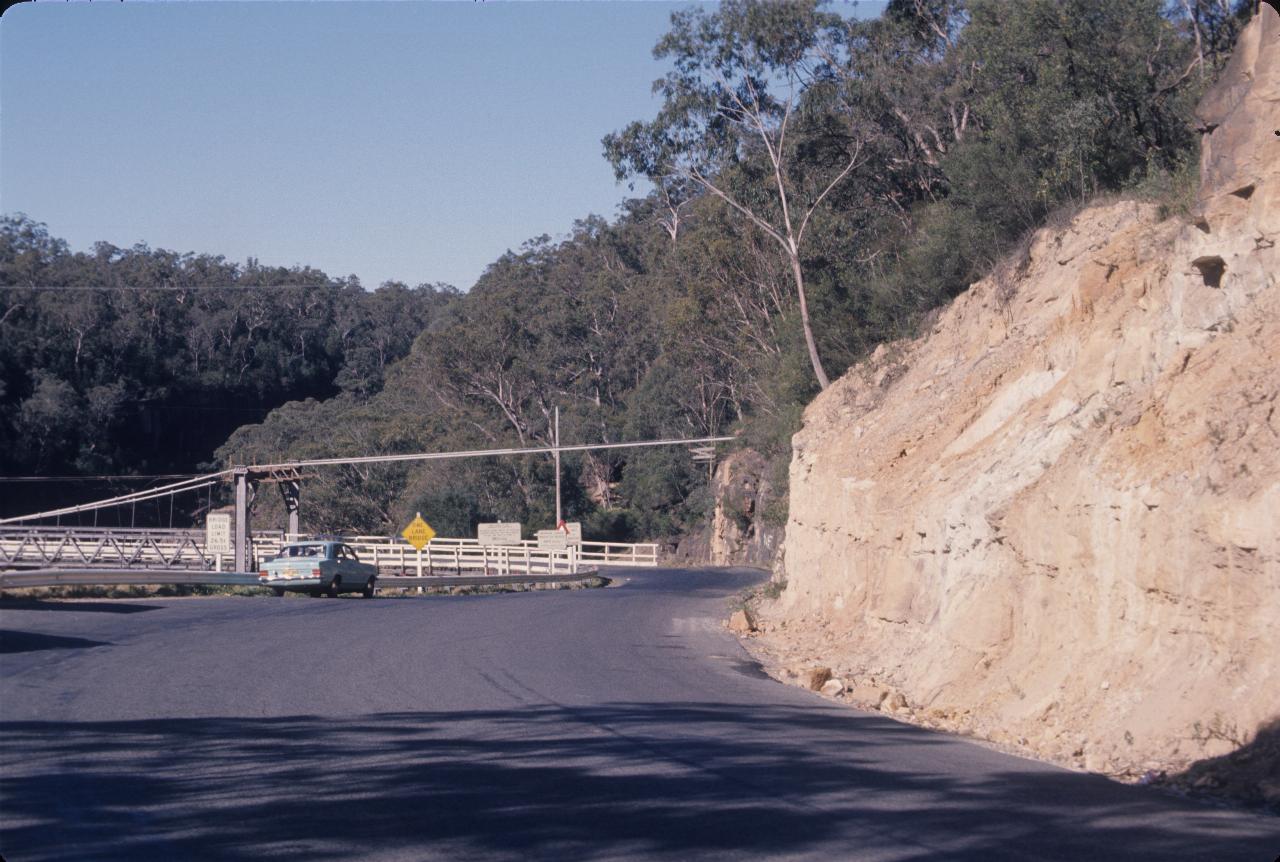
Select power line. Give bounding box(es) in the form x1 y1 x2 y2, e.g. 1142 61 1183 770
0 473 207 483
0 284 355 292
0 435 738 525
249 435 738 471
0 282 452 292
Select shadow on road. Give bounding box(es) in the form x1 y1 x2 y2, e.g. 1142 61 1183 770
0 599 160 614
2 703 1274 861
0 629 113 654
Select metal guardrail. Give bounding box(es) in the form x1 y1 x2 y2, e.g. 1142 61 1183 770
0 567 603 592
0 527 659 574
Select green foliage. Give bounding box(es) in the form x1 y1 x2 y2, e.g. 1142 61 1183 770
760 579 787 600
1129 154 1202 222
0 217 456 518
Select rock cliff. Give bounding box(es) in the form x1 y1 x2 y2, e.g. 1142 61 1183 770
754 9 1279 802
674 449 784 567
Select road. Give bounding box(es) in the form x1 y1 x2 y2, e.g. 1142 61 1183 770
1 567 1276 861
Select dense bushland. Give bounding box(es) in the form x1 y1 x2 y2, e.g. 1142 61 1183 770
0 219 455 517
2 0 1252 538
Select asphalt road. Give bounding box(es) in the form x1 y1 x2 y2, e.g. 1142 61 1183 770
1 567 1276 861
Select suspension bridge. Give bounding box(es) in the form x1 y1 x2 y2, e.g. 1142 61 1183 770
0 426 734 589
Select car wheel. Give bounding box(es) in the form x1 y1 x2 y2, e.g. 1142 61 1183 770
272 587 285 597
362 577 376 599
327 576 341 598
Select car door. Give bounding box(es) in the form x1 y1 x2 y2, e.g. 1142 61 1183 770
330 544 350 586
322 544 340 586
342 545 370 581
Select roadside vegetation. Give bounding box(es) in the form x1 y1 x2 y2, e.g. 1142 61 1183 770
1 0 1253 543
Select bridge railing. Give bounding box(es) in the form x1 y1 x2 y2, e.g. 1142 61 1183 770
0 526 216 570
273 535 658 573
1 527 658 574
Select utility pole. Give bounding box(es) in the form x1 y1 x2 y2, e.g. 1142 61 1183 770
553 406 562 527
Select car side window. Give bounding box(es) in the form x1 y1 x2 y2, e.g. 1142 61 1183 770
344 545 360 562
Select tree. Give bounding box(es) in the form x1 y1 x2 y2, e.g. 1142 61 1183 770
604 0 863 390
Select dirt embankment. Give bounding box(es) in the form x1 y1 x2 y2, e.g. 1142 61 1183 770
748 9 1279 809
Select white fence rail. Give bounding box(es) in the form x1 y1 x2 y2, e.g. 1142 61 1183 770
0 526 658 576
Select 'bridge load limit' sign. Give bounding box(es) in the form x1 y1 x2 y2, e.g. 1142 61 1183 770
402 513 436 550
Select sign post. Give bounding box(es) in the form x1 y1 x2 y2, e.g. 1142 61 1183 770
403 513 435 594
206 510 232 570
536 529 570 551
477 522 522 547
402 513 436 550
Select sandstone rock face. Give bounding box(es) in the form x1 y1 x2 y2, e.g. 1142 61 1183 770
677 449 784 566
763 10 1279 781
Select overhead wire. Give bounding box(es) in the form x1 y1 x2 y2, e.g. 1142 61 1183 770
0 473 228 525
0 436 736 525
247 435 738 472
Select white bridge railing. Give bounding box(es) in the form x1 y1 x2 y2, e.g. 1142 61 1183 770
0 526 658 576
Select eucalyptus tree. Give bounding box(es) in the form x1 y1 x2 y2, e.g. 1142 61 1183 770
604 0 864 391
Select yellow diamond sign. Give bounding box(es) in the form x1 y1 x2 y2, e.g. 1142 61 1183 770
402 513 436 550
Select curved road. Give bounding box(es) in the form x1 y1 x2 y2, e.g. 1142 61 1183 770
1 568 1276 861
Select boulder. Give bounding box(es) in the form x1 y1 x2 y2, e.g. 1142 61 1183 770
848 684 890 709
883 692 909 713
820 678 845 697
727 608 756 634
807 667 833 691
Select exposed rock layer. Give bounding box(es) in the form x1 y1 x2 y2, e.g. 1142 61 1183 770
758 10 1279 794
675 449 783 567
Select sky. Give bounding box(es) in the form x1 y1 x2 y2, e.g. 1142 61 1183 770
1 0 886 292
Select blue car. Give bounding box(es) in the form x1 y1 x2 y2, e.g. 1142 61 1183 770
259 541 378 598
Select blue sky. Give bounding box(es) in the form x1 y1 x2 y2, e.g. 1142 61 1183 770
1 1 886 291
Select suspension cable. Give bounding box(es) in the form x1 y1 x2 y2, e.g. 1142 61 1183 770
0 474 228 525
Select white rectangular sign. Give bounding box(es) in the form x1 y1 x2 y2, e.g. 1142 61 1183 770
562 522 582 544
206 512 233 555
536 530 570 551
478 522 523 546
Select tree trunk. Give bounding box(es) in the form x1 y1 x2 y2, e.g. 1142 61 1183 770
789 255 830 390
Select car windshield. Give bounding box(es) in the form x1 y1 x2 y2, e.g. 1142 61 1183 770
276 545 322 559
